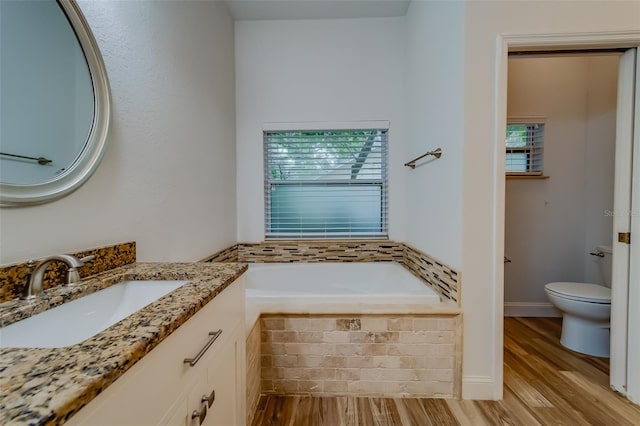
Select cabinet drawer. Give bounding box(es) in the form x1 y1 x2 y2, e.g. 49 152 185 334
67 277 244 425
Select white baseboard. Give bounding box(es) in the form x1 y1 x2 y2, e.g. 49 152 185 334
504 302 561 317
462 376 497 400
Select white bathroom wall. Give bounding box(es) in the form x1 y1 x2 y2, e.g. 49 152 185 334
404 0 465 269
234 17 407 242
504 55 618 313
584 56 619 282
462 0 638 399
0 0 237 264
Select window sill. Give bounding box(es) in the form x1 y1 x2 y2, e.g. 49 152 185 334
506 174 550 180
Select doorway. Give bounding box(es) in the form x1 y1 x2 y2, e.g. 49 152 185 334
503 51 620 398
493 33 640 405
503 52 619 320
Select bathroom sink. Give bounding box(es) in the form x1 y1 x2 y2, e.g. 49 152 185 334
0 280 188 348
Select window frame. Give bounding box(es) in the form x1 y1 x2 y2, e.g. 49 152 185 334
263 123 389 239
505 117 546 177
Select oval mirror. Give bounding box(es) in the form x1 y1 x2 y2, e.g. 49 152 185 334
0 0 110 206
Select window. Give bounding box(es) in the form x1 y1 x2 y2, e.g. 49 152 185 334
505 122 544 175
264 128 388 238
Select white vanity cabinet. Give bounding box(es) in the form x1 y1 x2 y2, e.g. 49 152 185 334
67 277 246 426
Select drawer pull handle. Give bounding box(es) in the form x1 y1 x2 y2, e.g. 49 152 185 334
202 389 215 408
184 329 222 367
191 404 207 425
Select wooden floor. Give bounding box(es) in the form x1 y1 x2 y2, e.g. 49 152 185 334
252 317 640 425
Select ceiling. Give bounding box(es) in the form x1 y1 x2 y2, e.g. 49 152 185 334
223 0 412 21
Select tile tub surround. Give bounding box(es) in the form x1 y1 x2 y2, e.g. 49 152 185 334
206 240 461 304
246 320 262 426
0 262 247 426
0 241 137 303
259 314 461 399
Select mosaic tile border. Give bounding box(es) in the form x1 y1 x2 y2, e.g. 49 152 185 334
202 240 460 305
201 244 239 263
237 240 404 263
402 244 460 305
0 242 136 303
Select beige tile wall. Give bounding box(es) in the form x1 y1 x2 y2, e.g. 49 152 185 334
259 314 461 398
216 240 464 407
246 321 261 426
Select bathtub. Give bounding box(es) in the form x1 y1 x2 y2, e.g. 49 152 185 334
245 262 443 329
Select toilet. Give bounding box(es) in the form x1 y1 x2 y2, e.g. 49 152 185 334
544 245 612 357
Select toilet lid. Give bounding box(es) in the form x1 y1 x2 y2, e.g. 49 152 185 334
545 282 611 303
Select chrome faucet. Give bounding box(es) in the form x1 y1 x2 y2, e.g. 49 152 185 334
67 255 95 284
25 254 88 300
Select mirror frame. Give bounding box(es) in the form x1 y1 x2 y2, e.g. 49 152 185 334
0 0 111 207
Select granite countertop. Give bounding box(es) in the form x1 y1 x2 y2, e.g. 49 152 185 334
0 262 247 426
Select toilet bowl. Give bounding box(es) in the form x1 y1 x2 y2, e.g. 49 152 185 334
544 245 612 358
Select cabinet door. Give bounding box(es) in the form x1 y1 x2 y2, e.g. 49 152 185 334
187 373 211 426
203 328 241 426
160 398 188 426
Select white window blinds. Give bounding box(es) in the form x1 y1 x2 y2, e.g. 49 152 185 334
264 128 388 238
505 123 544 175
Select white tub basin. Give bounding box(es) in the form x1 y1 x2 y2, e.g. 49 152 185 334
245 263 443 330
0 280 187 348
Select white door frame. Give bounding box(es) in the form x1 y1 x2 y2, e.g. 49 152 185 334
627 49 640 404
493 31 640 400
611 48 636 395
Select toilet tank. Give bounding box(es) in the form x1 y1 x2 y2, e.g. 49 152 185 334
597 245 613 288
